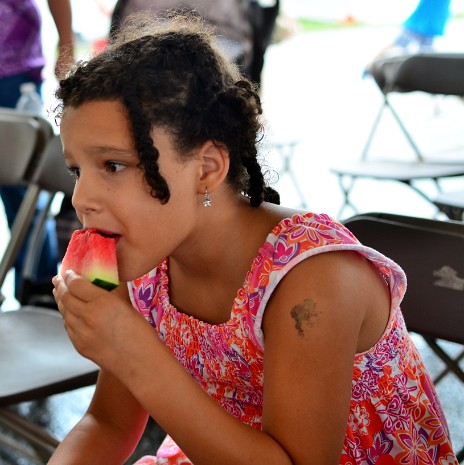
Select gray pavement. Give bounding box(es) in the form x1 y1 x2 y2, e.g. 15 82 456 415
1 10 464 464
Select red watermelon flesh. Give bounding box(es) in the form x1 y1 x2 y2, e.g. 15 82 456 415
60 228 119 291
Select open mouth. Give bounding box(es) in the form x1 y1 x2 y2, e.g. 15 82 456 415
85 228 121 240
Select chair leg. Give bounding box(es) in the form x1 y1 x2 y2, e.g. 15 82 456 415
400 179 443 211
0 184 41 289
433 349 464 384
21 191 55 279
0 408 59 461
19 191 57 307
0 429 48 462
456 446 464 463
437 204 464 221
272 141 308 209
360 96 425 162
336 174 359 219
335 99 387 217
385 98 424 161
361 100 386 161
423 337 464 383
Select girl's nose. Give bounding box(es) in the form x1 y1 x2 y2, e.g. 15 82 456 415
71 174 101 216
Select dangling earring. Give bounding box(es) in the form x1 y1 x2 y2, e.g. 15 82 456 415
203 187 212 208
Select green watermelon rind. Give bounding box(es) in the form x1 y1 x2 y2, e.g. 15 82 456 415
91 278 119 291
86 266 119 291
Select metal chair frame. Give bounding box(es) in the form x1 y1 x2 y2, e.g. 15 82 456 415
332 53 464 219
0 108 98 463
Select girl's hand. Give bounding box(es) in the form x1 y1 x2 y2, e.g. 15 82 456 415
52 270 150 373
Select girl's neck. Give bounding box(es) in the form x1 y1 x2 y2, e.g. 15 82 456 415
167 198 295 324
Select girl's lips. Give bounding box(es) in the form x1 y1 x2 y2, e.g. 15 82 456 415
85 227 121 240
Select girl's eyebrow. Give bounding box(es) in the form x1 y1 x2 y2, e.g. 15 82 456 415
62 145 138 167
64 144 137 160
89 145 137 157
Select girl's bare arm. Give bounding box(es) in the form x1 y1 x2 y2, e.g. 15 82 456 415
48 285 148 465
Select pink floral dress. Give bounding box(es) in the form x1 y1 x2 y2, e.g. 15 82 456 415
128 213 457 465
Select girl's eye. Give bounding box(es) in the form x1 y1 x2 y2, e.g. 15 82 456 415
106 161 126 173
67 166 80 179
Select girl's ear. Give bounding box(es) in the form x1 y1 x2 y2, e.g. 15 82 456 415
197 140 230 193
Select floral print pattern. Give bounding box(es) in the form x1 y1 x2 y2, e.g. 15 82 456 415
128 213 457 464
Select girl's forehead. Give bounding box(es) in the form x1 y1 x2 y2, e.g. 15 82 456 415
64 99 126 115
61 102 178 155
62 100 130 129
61 101 135 149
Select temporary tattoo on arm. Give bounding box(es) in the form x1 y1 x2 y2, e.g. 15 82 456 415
290 298 319 337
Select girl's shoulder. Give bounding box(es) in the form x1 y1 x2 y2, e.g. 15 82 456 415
260 211 404 285
270 211 358 244
248 212 407 350
257 211 363 269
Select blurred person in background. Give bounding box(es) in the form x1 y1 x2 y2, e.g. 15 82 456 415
394 0 452 51
108 0 279 86
247 0 279 86
367 0 452 71
0 0 74 302
110 0 253 71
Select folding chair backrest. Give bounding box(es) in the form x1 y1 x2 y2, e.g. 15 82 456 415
35 133 74 197
343 213 464 345
0 109 55 292
370 53 464 96
394 53 464 96
0 108 52 185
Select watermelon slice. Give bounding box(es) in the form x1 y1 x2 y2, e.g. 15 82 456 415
60 228 119 291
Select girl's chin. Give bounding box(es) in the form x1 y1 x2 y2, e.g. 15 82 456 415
118 265 154 283
118 270 140 283
118 251 163 282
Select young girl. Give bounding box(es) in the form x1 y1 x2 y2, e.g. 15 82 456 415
50 13 458 465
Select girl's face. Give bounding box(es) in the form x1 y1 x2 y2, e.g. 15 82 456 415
60 99 203 282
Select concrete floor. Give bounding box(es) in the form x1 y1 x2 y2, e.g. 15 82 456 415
1 13 464 465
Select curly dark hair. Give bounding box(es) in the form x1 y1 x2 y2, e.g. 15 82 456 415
55 12 279 207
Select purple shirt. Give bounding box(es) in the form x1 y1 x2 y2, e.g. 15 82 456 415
0 0 44 79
